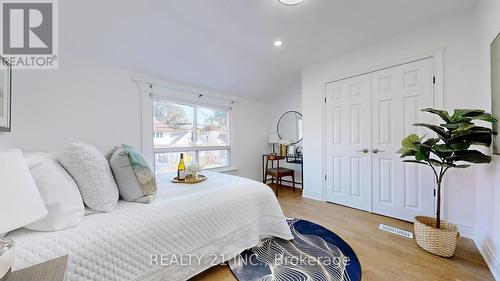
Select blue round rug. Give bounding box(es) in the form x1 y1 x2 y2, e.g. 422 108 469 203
228 218 361 281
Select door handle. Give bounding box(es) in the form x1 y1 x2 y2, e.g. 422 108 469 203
372 149 385 154
357 148 369 153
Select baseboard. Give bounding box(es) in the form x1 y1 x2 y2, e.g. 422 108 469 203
474 236 500 280
454 223 475 239
302 190 323 201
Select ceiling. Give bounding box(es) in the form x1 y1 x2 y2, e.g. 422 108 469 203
61 0 478 101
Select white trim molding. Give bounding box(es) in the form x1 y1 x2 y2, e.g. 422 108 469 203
452 223 476 239
302 190 323 201
475 235 500 280
134 73 238 171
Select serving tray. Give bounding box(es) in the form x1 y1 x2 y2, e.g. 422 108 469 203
171 174 208 184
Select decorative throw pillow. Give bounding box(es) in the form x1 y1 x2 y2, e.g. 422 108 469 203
24 153 85 231
57 142 119 212
107 144 157 203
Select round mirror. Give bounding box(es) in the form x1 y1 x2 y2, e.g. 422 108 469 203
277 111 303 144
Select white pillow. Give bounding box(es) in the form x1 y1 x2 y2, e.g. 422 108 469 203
57 142 119 212
24 153 85 231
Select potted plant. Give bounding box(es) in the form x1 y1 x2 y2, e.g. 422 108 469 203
397 108 496 257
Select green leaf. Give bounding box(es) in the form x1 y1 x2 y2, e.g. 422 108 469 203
415 148 430 161
448 130 492 147
451 109 485 123
413 123 449 140
399 149 417 158
453 124 476 132
450 143 471 151
434 144 454 152
440 122 472 129
461 112 496 123
403 160 429 166
454 164 471 168
401 134 421 149
434 143 470 152
451 126 493 135
421 108 452 123
446 150 492 164
433 150 453 159
423 138 440 146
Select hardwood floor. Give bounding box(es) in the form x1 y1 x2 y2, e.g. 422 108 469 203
191 185 494 281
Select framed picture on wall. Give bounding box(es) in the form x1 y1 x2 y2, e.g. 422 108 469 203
492 32 500 154
0 57 12 132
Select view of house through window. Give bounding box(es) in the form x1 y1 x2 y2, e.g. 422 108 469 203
153 99 230 174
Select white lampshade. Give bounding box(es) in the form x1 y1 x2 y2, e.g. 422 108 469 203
0 150 48 234
268 134 280 144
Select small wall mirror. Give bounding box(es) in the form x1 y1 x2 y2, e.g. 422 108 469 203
277 111 303 144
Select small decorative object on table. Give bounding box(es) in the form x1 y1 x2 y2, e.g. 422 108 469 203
177 153 186 180
295 146 303 156
278 139 290 156
397 108 496 257
186 162 200 179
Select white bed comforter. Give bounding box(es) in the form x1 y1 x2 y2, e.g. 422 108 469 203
8 172 293 281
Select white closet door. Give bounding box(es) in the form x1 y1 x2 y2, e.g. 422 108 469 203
371 58 435 221
325 74 372 211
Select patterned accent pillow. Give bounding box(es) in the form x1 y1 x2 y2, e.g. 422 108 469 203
107 144 157 203
57 142 119 213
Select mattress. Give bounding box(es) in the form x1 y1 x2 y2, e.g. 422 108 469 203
8 172 293 281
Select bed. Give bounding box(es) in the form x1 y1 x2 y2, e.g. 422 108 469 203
7 172 293 281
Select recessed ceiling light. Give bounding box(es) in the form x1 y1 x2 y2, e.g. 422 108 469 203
274 40 283 47
279 0 303 6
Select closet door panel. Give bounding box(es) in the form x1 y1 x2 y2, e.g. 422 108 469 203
325 74 372 211
371 58 435 221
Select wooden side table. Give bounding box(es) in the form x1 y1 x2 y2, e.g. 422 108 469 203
262 154 304 187
1 256 67 281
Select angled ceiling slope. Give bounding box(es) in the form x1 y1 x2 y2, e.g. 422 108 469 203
61 0 478 101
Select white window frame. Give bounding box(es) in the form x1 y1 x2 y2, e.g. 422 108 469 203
138 81 237 174
152 97 232 171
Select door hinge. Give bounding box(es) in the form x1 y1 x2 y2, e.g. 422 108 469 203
433 76 436 84
324 97 327 103
324 174 327 181
434 189 436 197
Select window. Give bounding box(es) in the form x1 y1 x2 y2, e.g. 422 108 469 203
153 98 231 174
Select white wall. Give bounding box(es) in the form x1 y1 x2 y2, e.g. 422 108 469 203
0 57 141 153
268 87 303 138
267 86 303 184
0 56 271 182
232 98 272 181
301 10 480 236
474 0 500 279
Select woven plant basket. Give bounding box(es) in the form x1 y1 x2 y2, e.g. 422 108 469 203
414 216 459 257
